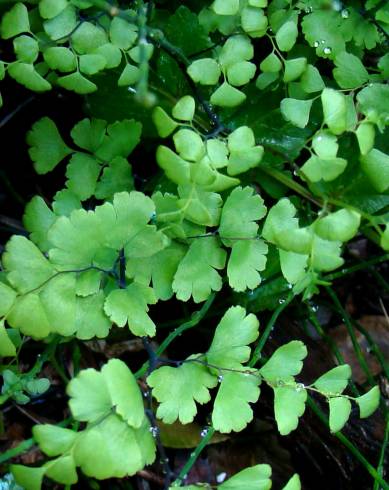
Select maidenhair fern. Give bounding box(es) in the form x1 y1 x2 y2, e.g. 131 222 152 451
0 0 388 488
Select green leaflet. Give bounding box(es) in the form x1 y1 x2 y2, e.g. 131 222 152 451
104 283 157 336
355 386 380 418
187 58 221 85
314 210 361 242
1 3 30 39
212 371 261 433
259 341 307 383
329 397 351 433
333 51 369 89
360 149 389 193
172 236 226 302
33 425 78 457
148 360 217 424
282 474 301 490
27 118 72 174
274 385 307 435
207 306 259 369
218 464 272 490
227 239 268 292
0 320 17 357
313 365 351 395
219 186 267 246
321 88 347 135
280 98 313 128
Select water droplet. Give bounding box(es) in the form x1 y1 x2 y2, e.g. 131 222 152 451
313 41 320 48
311 304 318 312
143 391 149 398
217 473 227 483
341 9 349 18
279 298 286 304
218 374 224 383
200 428 209 438
324 47 332 55
287 283 293 289
321 39 326 44
149 426 159 438
296 383 305 392
304 6 313 13
277 379 285 386
247 289 254 297
332 0 342 11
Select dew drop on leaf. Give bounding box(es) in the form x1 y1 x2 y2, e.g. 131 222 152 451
295 383 305 392
313 41 320 48
324 47 332 55
200 427 209 437
341 9 349 18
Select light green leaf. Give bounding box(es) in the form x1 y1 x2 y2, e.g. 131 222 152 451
173 129 205 162
381 225 389 251
152 107 178 138
8 63 51 92
312 131 338 159
357 83 389 130
95 119 141 161
39 0 68 19
44 455 78 485
52 189 81 215
259 341 307 383
39 273 76 336
148 360 217 424
301 155 347 182
206 139 229 168
3 235 55 293
79 54 106 75
33 425 78 457
283 57 307 83
0 320 17 357
187 58 221 85
219 35 253 68
313 365 351 395
70 118 106 152
329 397 351 433
43 5 77 40
0 282 17 316
11 466 45 490
279 250 308 284
27 117 72 174
333 52 369 89
67 367 111 422
7 294 51 338
76 269 101 296
74 414 155 479
125 243 186 301
219 464 272 490
13 35 39 63
43 47 77 72
310 236 344 272
177 184 222 226
282 474 301 490
101 358 145 427
71 21 108 54
219 186 267 245
276 20 298 51
207 306 259 369
227 240 268 292
227 61 256 86
300 64 325 93
241 7 268 38
228 126 255 151
173 236 226 302
256 71 279 89
172 95 195 121
109 17 137 49
212 0 239 15
315 209 360 242
260 53 282 73
210 82 246 107
95 156 134 200
75 292 111 340
321 88 347 135
355 386 380 418
118 63 140 86
94 43 122 68
57 72 97 94
104 283 156 336
65 153 100 200
212 371 261 433
356 123 375 156
1 3 30 39
274 385 307 435
302 11 345 57
280 98 313 128
360 149 389 193
262 198 298 244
